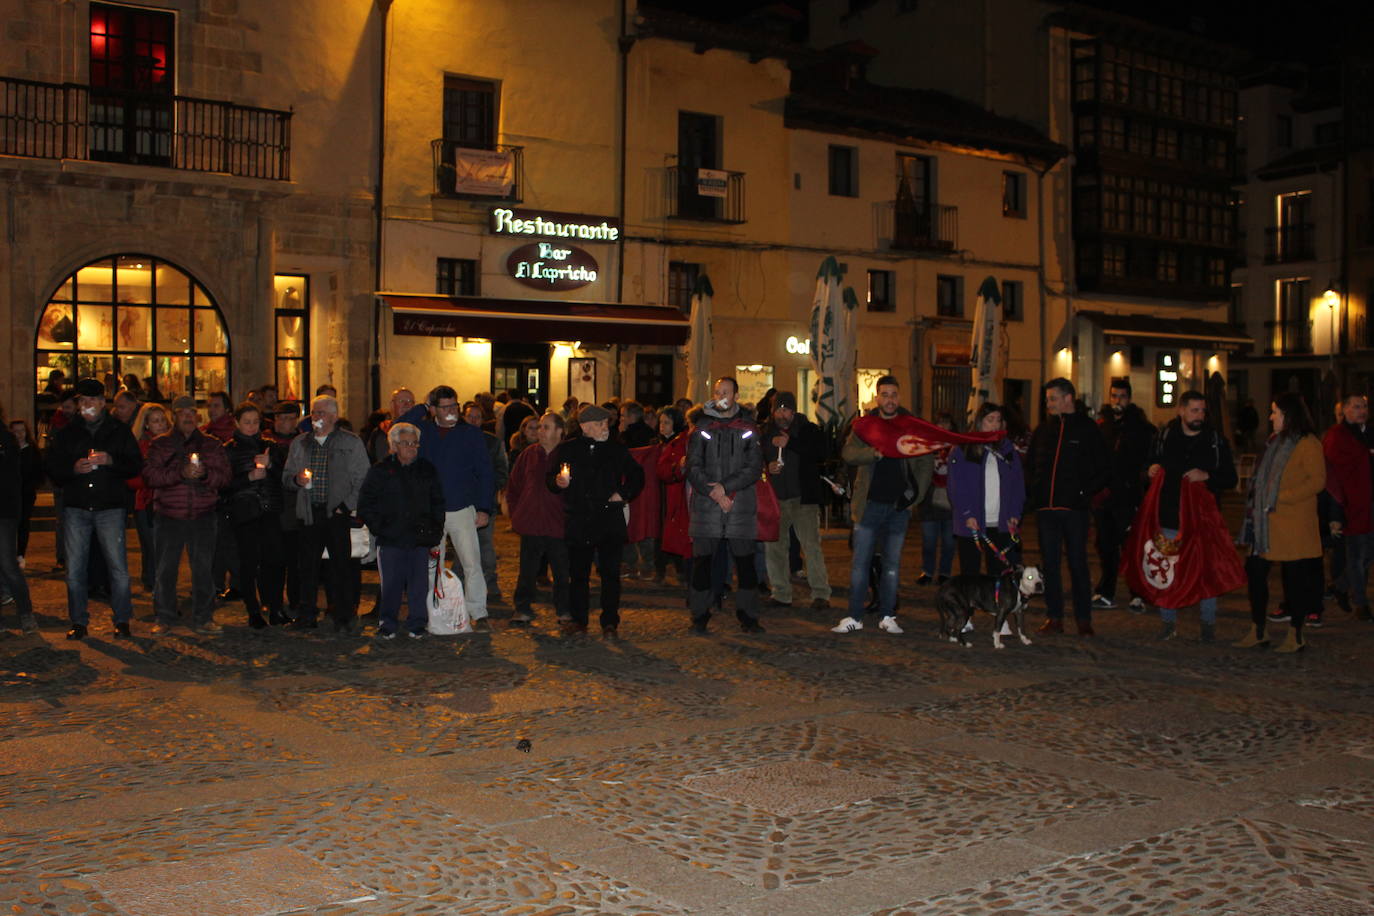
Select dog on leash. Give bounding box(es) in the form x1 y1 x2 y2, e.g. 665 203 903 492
935 566 1044 649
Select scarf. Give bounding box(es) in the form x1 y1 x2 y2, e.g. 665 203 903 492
1248 434 1299 556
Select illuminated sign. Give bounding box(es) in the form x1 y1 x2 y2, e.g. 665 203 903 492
1156 351 1179 407
507 243 599 291
491 207 620 241
785 335 811 355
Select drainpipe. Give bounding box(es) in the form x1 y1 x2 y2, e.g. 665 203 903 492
615 0 635 398
371 0 393 413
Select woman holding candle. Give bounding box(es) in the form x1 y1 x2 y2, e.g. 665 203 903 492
224 402 288 628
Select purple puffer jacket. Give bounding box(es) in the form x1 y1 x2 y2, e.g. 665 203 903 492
946 437 1025 532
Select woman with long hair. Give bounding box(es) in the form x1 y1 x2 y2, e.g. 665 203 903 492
916 411 957 585
947 402 1025 576
1237 392 1325 653
128 402 172 593
652 406 689 583
508 415 540 463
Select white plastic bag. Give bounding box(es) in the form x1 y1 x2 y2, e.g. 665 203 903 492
426 553 472 635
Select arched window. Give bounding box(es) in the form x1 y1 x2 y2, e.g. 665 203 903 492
34 255 230 426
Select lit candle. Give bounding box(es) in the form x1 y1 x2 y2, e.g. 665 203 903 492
559 462 572 481
189 452 201 467
302 467 313 489
254 453 268 469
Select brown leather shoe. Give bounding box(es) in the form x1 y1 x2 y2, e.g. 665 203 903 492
1036 617 1064 635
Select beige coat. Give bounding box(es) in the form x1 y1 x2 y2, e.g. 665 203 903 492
1262 434 1325 562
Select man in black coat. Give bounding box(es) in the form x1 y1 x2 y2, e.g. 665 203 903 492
1092 378 1155 612
1025 377 1108 636
0 422 37 632
759 391 831 609
45 378 143 639
357 422 446 638
547 405 644 637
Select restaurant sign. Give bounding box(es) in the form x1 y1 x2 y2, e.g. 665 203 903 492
507 242 600 291
490 207 620 241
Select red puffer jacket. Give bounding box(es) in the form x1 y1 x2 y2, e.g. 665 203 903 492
142 428 231 520
656 432 691 557
1324 421 1374 535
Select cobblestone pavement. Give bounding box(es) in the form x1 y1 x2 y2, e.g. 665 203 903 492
2 518 1373 915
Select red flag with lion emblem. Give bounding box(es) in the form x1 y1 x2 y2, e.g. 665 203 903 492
1120 476 1246 607
851 413 1003 458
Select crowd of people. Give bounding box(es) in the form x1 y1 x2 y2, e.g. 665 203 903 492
1 372 1370 656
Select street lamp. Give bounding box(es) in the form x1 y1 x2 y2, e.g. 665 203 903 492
1323 283 1339 372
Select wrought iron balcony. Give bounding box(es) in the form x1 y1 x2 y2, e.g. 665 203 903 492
432 140 522 200
1263 223 1315 264
1264 318 1312 355
0 76 290 180
891 202 958 252
666 165 746 223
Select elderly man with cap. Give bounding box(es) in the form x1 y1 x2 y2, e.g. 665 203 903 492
45 378 144 639
142 395 232 635
547 404 644 637
758 391 832 609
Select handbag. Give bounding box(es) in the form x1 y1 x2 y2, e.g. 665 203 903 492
227 488 265 524
349 522 375 562
427 552 472 635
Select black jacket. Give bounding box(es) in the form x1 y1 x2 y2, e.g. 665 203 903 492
620 421 658 449
1025 411 1108 511
358 455 446 549
758 413 826 505
1150 419 1237 526
546 435 645 545
224 431 286 519
45 412 143 511
1099 403 1155 504
0 428 23 520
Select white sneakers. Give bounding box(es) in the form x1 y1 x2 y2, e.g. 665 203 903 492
878 618 904 635
831 616 904 634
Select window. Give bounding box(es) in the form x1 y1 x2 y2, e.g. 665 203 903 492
1002 171 1026 218
1275 114 1293 149
1156 248 1178 282
443 77 497 149
668 261 701 315
1001 280 1023 321
828 145 858 197
273 274 309 403
436 258 479 296
1277 277 1312 353
34 255 229 433
1103 243 1127 278
89 3 175 166
866 269 894 312
935 275 963 317
1229 282 1243 326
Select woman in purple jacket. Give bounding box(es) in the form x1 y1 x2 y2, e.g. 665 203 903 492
947 402 1025 576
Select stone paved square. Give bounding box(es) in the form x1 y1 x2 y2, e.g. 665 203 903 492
683 760 901 815
0 732 128 771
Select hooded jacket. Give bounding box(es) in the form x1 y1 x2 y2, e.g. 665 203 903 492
947 437 1026 531
686 402 762 540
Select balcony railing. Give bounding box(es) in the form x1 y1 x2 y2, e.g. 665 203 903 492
892 202 958 252
1265 318 1312 355
666 165 746 223
0 76 290 180
432 140 522 200
1263 223 1315 264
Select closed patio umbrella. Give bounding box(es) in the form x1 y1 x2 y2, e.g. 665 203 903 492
685 274 714 405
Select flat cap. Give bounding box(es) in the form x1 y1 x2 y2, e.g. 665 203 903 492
171 395 198 411
578 404 611 424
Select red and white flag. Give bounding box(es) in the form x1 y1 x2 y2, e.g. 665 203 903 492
851 414 1002 459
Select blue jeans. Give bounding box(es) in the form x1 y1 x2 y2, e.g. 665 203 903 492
1156 529 1217 623
63 507 133 626
848 501 911 620
920 518 954 577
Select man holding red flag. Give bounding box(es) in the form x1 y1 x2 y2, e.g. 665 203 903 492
1132 390 1241 641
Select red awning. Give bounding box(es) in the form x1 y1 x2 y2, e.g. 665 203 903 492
380 293 689 346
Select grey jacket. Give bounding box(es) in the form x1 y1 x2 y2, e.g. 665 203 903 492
282 427 372 523
686 403 763 540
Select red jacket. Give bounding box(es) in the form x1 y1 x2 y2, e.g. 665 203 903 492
142 429 231 520
1324 422 1374 535
202 414 235 444
506 443 565 538
656 432 691 557
627 444 662 542
126 435 157 511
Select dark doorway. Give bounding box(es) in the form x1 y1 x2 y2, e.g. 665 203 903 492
492 342 550 411
635 354 675 408
677 111 720 219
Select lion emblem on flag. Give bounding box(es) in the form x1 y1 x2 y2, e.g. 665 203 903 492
1141 536 1176 590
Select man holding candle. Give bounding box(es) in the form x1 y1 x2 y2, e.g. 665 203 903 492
282 395 371 633
142 396 232 635
546 404 644 637
45 378 143 639
758 391 832 610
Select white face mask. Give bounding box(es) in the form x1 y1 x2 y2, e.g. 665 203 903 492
311 418 326 431
81 406 101 421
